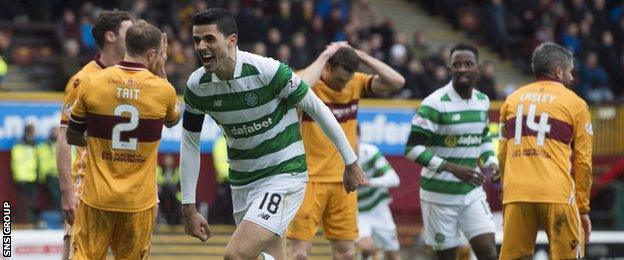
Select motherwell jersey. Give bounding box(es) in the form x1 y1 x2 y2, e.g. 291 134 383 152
301 72 372 182
60 57 105 183
498 79 593 213
70 61 180 212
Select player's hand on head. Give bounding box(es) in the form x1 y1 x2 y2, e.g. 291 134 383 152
182 205 211 242
343 161 366 193
152 32 169 78
61 190 77 225
444 162 485 186
160 33 168 62
322 41 350 58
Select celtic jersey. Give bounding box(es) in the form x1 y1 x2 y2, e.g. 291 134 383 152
357 142 395 212
183 49 309 186
405 82 497 205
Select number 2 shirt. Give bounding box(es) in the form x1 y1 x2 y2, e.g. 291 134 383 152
69 61 180 212
498 78 592 213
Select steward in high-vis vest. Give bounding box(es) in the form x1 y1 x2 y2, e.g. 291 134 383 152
157 154 181 225
11 124 39 224
37 127 61 212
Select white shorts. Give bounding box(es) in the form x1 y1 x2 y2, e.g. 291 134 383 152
421 196 495 250
357 205 400 252
232 172 306 237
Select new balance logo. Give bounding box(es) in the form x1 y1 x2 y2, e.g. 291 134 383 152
258 213 270 220
213 100 222 107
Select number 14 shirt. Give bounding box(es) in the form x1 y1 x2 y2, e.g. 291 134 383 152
498 79 592 213
69 61 180 212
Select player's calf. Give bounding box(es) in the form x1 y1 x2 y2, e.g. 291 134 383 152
469 233 497 260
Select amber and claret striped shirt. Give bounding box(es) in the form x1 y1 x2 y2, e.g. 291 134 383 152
69 61 180 212
498 78 593 213
300 72 373 182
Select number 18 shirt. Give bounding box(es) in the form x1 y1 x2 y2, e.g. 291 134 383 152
69 61 180 212
498 79 592 213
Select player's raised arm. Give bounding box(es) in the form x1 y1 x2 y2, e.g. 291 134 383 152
296 42 348 86
354 48 405 94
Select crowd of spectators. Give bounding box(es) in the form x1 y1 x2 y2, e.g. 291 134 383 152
0 0 504 100
3 0 624 103
419 0 624 103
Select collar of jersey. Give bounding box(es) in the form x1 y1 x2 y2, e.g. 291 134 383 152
117 61 148 71
93 54 106 69
444 80 477 101
210 46 242 82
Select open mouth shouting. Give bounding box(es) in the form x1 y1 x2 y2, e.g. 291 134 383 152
200 51 215 67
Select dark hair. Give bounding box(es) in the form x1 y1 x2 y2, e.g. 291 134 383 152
531 42 573 78
328 47 359 73
449 43 479 61
91 10 132 49
192 8 238 36
125 20 162 56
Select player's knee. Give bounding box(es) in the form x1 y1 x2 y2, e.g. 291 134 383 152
357 239 375 255
290 240 311 260
223 246 255 260
291 249 309 260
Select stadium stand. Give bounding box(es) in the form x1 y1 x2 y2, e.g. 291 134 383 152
416 0 624 103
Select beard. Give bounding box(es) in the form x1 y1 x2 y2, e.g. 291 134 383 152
561 75 574 88
453 75 475 92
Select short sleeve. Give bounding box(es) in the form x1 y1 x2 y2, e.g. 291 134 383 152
164 83 180 123
69 78 90 123
354 72 374 95
60 76 82 126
